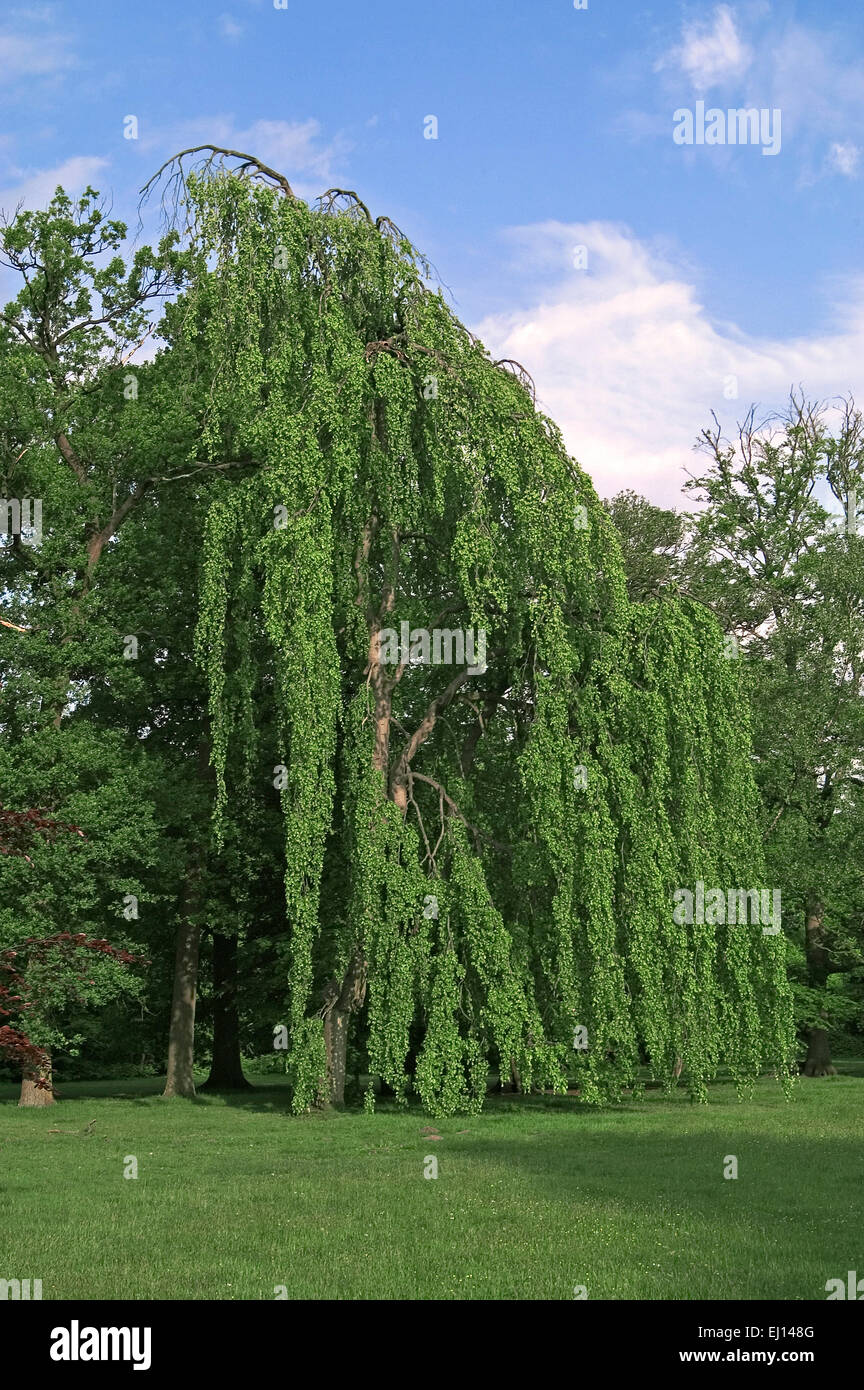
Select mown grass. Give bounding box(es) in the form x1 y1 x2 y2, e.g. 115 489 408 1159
1 1066 862 1300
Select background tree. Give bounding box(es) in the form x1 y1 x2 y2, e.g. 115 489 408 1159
611 396 864 1076
1 932 143 1105
603 490 686 602
0 186 247 1098
0 805 143 1104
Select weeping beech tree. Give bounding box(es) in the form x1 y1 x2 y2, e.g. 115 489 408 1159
151 149 794 1114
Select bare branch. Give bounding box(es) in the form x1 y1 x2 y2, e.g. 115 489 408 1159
139 146 296 210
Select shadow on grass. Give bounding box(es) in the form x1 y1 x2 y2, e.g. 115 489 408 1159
0 1070 315 1112
426 1112 864 1268
3 1059 863 1113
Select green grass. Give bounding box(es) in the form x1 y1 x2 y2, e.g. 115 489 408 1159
2 1066 862 1300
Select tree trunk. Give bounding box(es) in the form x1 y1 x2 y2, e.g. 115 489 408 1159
499 1057 522 1093
163 743 209 1099
802 1027 836 1077
322 948 367 1107
201 932 250 1091
19 1057 54 1107
803 895 836 1076
163 856 203 1098
323 1006 349 1107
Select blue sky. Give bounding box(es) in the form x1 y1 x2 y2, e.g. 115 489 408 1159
1 0 862 503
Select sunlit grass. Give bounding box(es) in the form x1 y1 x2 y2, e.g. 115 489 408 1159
2 1065 862 1300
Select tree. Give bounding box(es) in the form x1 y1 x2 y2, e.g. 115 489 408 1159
0 807 80 1104
682 394 864 1075
603 490 686 602
0 804 82 859
1 932 143 1105
143 147 793 1115
0 187 184 629
0 186 238 1099
0 804 143 1104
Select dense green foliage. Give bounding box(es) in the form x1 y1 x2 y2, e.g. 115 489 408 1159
689 405 864 1071
1 165 815 1112
607 398 864 1069
174 169 793 1113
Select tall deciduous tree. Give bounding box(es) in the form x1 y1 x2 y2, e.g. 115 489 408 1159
147 149 793 1115
0 805 143 1104
604 490 686 603
0 186 246 1098
682 395 864 1075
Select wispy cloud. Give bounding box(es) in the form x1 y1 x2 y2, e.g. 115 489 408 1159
768 23 864 180
640 6 864 183
826 141 860 178
656 4 751 91
0 6 77 83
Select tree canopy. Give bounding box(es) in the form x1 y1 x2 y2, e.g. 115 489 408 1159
152 155 794 1114
0 154 802 1113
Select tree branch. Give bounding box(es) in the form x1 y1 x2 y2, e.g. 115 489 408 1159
140 146 296 204
390 669 473 812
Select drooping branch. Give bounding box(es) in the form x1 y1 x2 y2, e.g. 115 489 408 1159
409 772 508 853
493 358 537 406
390 669 474 813
139 145 297 212
317 188 373 223
460 682 507 775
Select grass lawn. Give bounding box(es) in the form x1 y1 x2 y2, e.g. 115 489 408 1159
2 1066 862 1300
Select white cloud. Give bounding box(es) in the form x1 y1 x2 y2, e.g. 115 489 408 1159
475 222 864 507
658 5 751 91
826 142 860 177
0 33 69 75
233 118 347 182
0 156 109 215
647 10 864 181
